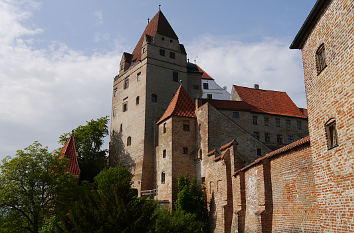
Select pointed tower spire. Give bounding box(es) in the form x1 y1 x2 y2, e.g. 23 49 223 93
60 133 81 177
156 85 196 124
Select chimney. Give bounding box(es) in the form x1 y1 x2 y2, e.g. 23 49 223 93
254 84 259 89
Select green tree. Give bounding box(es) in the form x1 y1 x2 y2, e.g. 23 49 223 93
59 116 109 182
61 165 156 233
0 142 78 233
175 175 208 232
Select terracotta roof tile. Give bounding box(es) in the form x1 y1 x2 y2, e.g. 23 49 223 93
220 139 236 151
233 85 307 118
215 148 230 162
132 10 178 62
195 64 214 80
156 85 196 124
207 149 216 157
60 134 81 177
234 136 310 175
197 99 261 113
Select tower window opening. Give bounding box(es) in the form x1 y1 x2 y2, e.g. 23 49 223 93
123 102 128 112
137 72 141 81
325 118 338 149
161 172 165 184
124 78 129 89
136 96 140 105
127 136 131 146
163 123 166 133
316 44 326 74
163 150 166 158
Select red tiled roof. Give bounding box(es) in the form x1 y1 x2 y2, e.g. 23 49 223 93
156 85 196 124
299 108 308 117
233 85 307 118
60 134 81 177
197 99 261 113
215 148 230 162
195 64 214 80
207 149 216 157
234 136 310 175
132 10 178 62
220 139 236 151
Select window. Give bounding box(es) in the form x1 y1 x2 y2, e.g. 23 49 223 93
183 121 190 131
253 116 258 125
297 120 302 130
183 147 188 154
169 52 175 59
264 117 269 126
151 94 157 103
207 94 212 99
277 134 283 144
114 88 118 97
123 102 128 112
232 112 240 118
137 72 141 81
265 132 270 143
120 124 122 133
201 177 205 184
127 136 131 146
257 148 262 156
193 84 199 90
275 118 280 127
173 71 178 82
142 47 146 53
286 120 291 129
161 172 165 184
113 107 117 117
253 131 260 140
163 149 166 158
325 118 338 149
159 49 165 56
199 149 202 160
163 123 166 133
170 39 173 43
136 96 139 105
316 44 326 74
161 37 165 41
288 135 294 143
203 83 209 89
124 78 129 89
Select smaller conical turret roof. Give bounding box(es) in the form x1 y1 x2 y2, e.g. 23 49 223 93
60 134 81 177
156 85 196 124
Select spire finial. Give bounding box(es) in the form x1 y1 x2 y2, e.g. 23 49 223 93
158 4 161 11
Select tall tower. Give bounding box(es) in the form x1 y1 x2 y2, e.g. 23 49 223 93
110 10 201 193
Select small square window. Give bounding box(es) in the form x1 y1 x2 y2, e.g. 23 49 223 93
114 88 118 97
207 94 212 99
253 131 260 140
160 49 165 56
275 118 280 127
325 118 338 149
203 83 209 89
264 117 269 126
124 78 129 89
253 116 258 125
265 132 270 143
288 135 294 143
183 122 190 131
169 52 175 59
286 120 291 129
297 120 302 130
173 72 178 82
277 134 283 144
123 102 128 112
193 84 199 90
232 112 240 118
151 94 157 103
257 148 262 156
163 123 166 133
316 44 327 74
163 150 166 158
137 72 141 81
183 147 188 154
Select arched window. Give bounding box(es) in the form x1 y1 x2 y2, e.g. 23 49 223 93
127 136 131 146
161 172 165 184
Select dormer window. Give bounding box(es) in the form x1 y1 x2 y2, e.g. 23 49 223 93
316 44 326 74
325 118 338 149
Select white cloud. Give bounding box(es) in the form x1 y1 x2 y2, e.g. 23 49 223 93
0 1 121 158
186 35 306 108
93 10 103 25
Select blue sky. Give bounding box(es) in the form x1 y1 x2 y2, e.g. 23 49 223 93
0 0 316 159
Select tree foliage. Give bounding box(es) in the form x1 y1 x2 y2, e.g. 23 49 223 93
59 116 109 182
0 142 78 233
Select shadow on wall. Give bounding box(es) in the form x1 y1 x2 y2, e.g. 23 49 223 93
261 159 273 233
208 192 216 233
109 130 135 169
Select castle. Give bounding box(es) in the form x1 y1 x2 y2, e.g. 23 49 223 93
108 0 353 232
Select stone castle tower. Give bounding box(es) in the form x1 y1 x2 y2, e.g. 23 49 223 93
109 10 201 193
